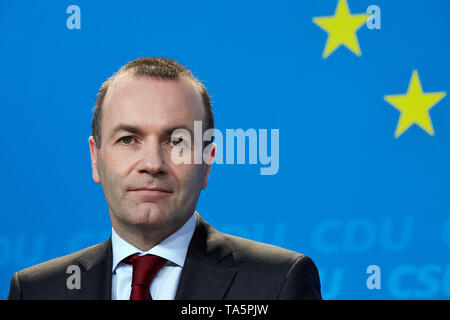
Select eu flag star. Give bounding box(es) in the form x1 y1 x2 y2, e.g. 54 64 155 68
313 0 369 59
384 70 446 138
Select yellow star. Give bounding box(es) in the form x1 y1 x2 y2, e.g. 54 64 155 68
313 0 369 59
384 70 446 138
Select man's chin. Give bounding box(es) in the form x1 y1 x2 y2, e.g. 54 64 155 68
127 205 173 228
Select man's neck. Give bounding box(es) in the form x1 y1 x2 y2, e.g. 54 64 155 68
111 216 192 252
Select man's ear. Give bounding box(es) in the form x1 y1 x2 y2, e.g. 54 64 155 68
89 136 101 183
202 142 216 190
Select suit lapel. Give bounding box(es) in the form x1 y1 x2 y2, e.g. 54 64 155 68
72 238 112 300
175 214 237 300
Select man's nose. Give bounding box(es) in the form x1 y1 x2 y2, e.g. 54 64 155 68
136 140 167 176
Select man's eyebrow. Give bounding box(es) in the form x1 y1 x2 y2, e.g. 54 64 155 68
109 123 194 139
162 125 193 136
110 124 145 139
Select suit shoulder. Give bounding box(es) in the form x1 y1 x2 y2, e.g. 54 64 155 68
196 215 310 266
218 232 321 299
223 232 307 266
16 241 109 283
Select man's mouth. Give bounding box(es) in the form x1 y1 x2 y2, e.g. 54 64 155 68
129 187 173 197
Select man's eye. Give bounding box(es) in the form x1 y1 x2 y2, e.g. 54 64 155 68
171 137 184 147
119 136 135 145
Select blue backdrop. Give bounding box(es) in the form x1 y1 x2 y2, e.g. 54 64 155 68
1 0 449 299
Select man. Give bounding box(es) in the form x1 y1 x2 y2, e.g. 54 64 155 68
8 57 321 300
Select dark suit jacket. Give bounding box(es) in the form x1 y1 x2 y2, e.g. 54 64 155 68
8 215 321 300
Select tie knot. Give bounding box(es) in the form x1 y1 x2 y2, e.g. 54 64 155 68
123 254 167 300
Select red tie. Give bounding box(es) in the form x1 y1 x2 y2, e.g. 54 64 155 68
123 254 167 300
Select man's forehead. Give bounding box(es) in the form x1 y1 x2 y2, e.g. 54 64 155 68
105 73 203 111
101 73 206 136
107 72 200 99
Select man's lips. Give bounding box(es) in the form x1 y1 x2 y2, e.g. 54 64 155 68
129 187 173 196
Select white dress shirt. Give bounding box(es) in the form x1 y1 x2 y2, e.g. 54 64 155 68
111 213 196 300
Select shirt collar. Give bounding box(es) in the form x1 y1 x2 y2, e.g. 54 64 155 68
111 213 197 273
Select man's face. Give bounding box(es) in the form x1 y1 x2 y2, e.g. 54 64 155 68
89 74 213 237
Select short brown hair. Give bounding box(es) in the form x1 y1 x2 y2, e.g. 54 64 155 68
92 57 214 148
